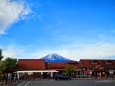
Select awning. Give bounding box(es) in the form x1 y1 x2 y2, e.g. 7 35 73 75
14 70 59 73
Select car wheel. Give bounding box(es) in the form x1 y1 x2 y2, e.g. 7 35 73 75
67 78 70 80
58 78 59 80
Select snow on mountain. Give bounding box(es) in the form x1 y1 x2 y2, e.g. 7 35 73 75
42 53 71 62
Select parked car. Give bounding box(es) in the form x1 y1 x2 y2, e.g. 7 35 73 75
55 74 71 80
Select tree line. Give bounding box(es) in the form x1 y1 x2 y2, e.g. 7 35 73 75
0 48 17 83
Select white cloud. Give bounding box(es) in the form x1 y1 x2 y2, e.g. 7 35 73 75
1 42 115 61
2 44 24 59
0 0 31 34
37 42 115 60
74 43 115 59
36 43 115 61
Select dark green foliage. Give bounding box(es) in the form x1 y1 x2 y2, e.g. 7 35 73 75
0 49 17 73
4 57 17 70
65 65 74 75
0 49 5 73
0 60 7 72
0 49 4 61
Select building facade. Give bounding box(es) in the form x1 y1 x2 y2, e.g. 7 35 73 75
5 54 115 80
76 59 115 78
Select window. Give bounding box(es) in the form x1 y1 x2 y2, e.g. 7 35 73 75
91 60 97 64
106 60 112 64
109 70 113 74
91 62 97 64
99 67 104 70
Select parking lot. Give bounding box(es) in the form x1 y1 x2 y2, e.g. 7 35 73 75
10 79 115 86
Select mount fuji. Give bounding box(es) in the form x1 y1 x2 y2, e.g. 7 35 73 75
42 53 72 62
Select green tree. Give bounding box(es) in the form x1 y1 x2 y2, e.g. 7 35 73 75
4 57 17 70
0 49 17 70
0 49 6 81
0 60 7 72
1 58 17 83
65 65 74 75
0 49 4 61
0 49 5 72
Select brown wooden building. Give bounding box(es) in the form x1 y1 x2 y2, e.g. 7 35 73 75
76 59 115 78
5 58 115 80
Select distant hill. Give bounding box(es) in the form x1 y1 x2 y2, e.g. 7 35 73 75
42 53 72 62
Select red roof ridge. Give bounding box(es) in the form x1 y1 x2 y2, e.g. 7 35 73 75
80 59 115 61
18 59 44 60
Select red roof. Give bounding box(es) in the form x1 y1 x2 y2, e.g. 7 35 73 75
16 59 46 71
95 65 102 69
78 59 95 69
46 62 67 69
8 59 115 72
45 61 78 70
78 59 115 70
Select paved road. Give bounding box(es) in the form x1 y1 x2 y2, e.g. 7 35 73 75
11 79 115 86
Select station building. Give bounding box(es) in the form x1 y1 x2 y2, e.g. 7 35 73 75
6 53 115 79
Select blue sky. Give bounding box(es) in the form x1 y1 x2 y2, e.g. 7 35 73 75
0 0 115 60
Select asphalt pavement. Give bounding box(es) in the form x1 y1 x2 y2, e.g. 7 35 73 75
10 79 115 86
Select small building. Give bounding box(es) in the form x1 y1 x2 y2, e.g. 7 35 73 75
75 59 115 78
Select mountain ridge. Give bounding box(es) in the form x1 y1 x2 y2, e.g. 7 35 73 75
42 53 72 62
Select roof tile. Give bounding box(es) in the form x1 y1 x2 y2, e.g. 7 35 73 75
16 59 45 71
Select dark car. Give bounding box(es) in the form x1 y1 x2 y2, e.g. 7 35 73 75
55 74 71 80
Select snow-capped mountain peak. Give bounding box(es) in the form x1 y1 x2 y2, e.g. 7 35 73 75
42 53 71 62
